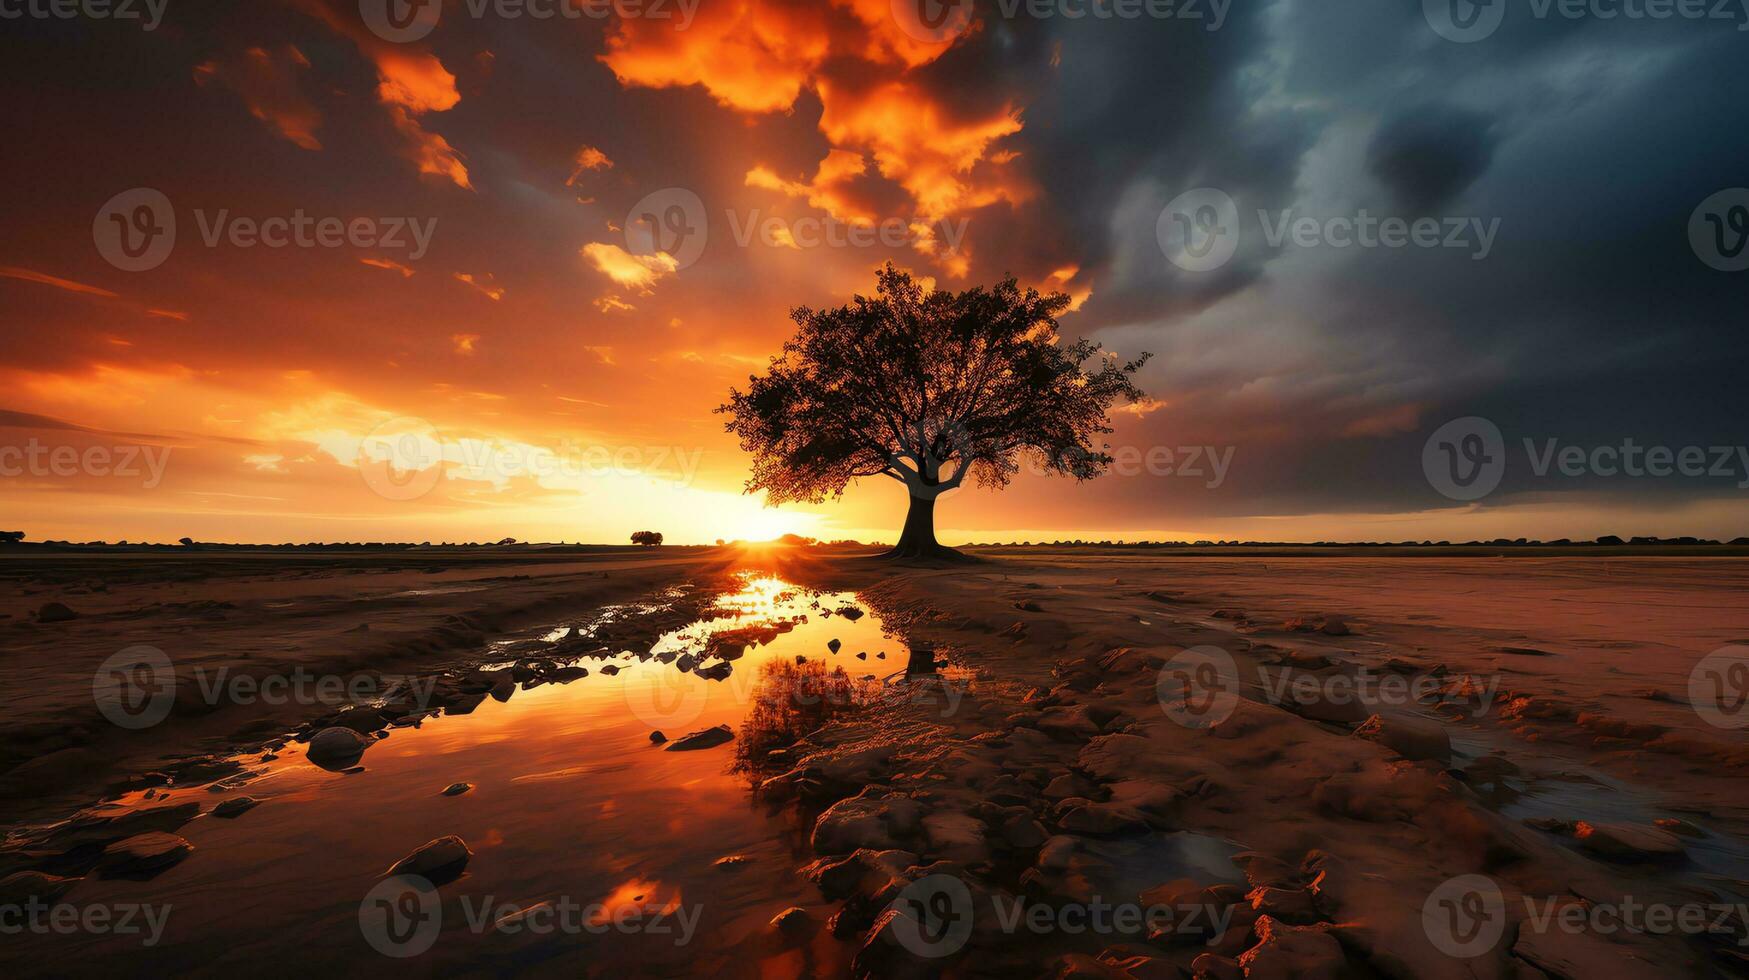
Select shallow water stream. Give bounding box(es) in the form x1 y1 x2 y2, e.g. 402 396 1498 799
2 573 905 976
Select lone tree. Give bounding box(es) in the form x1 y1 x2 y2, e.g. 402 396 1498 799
720 266 1149 561
630 530 663 547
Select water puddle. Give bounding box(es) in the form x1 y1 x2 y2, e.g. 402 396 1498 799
1 572 907 974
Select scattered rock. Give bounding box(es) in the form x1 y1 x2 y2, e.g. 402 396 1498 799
828 639 842 653
305 727 371 768
37 602 78 623
811 789 922 854
211 796 259 819
664 724 733 751
1573 821 1686 860
1353 713 1451 764
714 854 751 871
99 832 193 877
770 906 816 939
599 664 621 676
1319 617 1351 636
836 606 865 621
441 782 473 797
0 871 77 909
387 835 471 882
1237 915 1344 979
649 731 667 744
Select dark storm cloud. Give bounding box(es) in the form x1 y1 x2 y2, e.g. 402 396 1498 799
1366 104 1498 214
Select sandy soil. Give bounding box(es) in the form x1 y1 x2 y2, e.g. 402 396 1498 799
2 545 1747 978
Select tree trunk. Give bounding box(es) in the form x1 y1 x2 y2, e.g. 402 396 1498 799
883 494 970 562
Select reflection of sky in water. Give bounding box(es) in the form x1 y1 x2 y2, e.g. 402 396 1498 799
2 572 891 974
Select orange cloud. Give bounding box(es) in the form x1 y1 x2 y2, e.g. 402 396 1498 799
817 79 1025 221
453 272 504 301
567 145 614 186
0 266 117 297
452 333 481 355
746 148 872 222
193 46 323 151
581 242 679 292
360 257 415 277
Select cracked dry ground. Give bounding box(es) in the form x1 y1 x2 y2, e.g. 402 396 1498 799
761 555 1749 979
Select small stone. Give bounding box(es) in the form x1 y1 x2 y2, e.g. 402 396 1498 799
1353 713 1451 764
664 724 733 751
99 832 193 876
37 602 79 623
306 727 372 768
0 871 77 908
440 782 473 797
1320 616 1351 636
649 731 667 744
1573 822 1686 860
212 796 259 819
599 664 621 676
770 906 815 938
828 639 842 653
387 835 472 881
714 854 751 871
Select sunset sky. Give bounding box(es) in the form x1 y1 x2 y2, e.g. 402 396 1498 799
2 1 1746 545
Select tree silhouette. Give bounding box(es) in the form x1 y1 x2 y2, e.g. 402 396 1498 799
719 266 1149 560
630 530 663 547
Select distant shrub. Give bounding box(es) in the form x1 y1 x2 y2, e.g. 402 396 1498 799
630 530 664 547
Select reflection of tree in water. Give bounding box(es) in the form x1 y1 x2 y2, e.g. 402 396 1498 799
733 659 868 775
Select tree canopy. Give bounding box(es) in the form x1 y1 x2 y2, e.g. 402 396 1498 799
719 266 1149 557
